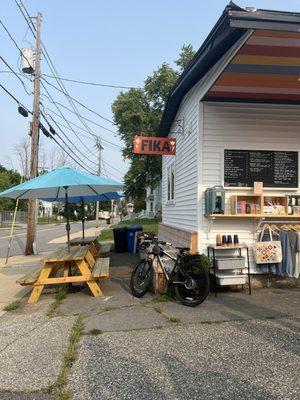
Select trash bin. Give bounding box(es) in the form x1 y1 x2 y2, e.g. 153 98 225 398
113 227 128 253
127 225 143 252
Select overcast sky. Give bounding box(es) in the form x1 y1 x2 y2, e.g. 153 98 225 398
1 0 300 180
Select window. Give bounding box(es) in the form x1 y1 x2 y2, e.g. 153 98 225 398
167 162 175 202
150 202 153 212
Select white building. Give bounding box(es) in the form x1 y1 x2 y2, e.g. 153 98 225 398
158 4 300 274
145 184 162 218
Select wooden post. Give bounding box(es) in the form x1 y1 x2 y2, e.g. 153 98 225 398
25 12 42 255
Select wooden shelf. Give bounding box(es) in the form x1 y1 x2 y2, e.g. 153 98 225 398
208 214 300 219
208 244 247 250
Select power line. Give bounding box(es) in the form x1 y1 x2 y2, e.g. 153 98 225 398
40 107 98 171
0 82 32 114
42 73 139 90
14 2 109 146
0 55 32 95
41 76 116 126
40 80 96 156
41 93 119 135
40 112 97 173
43 105 122 149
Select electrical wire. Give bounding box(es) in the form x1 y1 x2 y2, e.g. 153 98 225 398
41 76 116 126
41 93 119 135
0 82 32 114
40 80 97 156
0 55 32 95
14 1 114 148
40 107 98 171
42 73 139 90
43 105 122 149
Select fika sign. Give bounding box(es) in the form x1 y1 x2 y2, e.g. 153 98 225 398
133 136 176 155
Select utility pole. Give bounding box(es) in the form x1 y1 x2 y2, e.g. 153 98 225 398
95 137 103 228
25 12 42 255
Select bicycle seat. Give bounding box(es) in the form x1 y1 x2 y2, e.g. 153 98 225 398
175 247 190 252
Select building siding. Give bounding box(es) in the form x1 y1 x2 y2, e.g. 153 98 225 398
161 91 199 232
200 102 300 272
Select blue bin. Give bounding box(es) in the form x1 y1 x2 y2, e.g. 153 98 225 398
127 225 143 252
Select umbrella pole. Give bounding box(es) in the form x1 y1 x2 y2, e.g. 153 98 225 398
65 187 70 252
81 198 85 240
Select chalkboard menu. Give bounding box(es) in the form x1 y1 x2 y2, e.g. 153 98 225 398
224 150 298 188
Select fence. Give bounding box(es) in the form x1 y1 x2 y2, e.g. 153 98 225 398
0 210 28 225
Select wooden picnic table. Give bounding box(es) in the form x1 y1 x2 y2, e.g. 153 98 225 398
69 236 111 258
24 245 107 304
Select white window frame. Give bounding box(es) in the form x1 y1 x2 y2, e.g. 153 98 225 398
166 161 175 204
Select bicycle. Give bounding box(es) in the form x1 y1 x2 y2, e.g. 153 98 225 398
130 236 210 307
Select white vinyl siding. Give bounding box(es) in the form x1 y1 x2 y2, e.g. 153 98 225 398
162 95 199 231
199 102 300 272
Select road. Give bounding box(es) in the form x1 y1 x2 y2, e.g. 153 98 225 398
0 220 106 259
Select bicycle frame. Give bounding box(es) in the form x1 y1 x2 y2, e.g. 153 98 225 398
155 250 190 286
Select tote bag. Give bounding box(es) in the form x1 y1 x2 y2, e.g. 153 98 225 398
253 226 282 264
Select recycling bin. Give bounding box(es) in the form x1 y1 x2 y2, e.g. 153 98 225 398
127 225 143 252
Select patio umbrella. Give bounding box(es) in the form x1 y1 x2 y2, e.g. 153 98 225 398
0 166 123 248
42 191 124 239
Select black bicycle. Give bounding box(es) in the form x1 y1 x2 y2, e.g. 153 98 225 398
130 236 210 307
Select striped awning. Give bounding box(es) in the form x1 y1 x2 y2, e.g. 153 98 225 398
205 29 300 102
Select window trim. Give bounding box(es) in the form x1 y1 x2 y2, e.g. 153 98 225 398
166 161 175 205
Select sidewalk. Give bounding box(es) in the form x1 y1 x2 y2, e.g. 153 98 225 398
0 253 48 317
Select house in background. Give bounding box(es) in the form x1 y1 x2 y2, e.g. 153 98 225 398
145 184 162 218
157 3 300 274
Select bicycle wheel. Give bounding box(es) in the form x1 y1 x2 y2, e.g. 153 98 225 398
130 259 153 298
173 265 210 307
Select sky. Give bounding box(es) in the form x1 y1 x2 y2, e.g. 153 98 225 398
1 0 300 181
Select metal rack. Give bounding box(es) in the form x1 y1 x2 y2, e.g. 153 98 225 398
207 244 251 297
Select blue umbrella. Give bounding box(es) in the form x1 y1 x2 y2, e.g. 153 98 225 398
0 166 123 246
42 191 124 239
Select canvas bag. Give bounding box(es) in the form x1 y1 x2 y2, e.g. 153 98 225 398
253 225 282 264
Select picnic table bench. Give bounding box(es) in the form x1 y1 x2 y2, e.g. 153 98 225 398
69 236 111 258
19 245 109 304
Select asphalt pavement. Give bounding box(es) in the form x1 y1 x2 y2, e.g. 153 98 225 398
0 220 105 259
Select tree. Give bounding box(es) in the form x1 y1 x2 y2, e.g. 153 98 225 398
175 44 196 72
112 44 195 203
0 165 25 211
13 137 30 179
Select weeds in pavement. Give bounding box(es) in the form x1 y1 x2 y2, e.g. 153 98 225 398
103 306 116 312
51 314 84 400
47 288 67 318
154 306 181 324
89 328 102 335
167 316 181 324
3 300 20 312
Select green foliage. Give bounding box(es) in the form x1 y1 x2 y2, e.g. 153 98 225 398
0 165 26 211
3 300 20 312
112 44 195 201
175 44 196 72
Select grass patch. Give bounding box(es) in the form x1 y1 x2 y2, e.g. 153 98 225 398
264 315 276 320
3 300 20 312
51 314 84 400
155 325 163 330
154 306 163 314
89 328 102 335
98 218 158 243
167 316 181 324
47 288 67 318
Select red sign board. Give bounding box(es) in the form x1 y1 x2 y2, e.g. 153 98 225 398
133 136 176 155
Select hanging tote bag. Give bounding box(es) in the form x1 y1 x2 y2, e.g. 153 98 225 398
253 225 282 264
